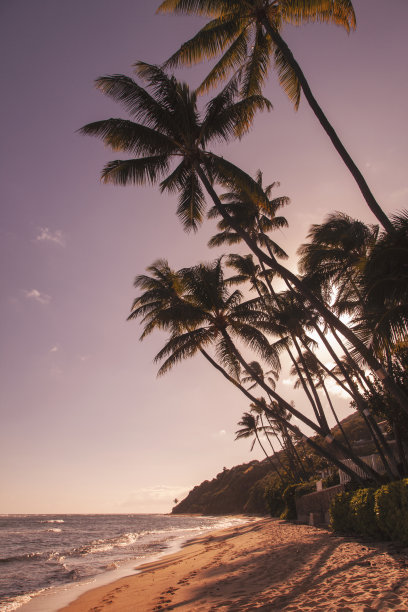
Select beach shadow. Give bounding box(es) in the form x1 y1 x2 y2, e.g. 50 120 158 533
159 520 399 611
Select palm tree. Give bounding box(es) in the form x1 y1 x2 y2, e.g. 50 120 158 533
157 0 393 233
290 351 352 450
80 63 271 232
235 411 285 483
208 171 289 260
298 212 379 313
130 256 382 482
360 212 408 356
80 64 407 413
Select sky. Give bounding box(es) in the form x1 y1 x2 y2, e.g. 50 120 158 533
1 0 407 514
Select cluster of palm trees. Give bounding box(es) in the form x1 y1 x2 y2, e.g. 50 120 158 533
81 1 407 486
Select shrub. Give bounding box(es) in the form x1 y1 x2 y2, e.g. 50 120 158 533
374 479 408 544
330 479 408 543
329 491 353 533
280 481 316 520
349 488 381 538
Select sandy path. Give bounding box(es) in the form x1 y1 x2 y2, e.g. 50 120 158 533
60 518 408 611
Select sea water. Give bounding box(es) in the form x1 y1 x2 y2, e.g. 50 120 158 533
0 514 246 611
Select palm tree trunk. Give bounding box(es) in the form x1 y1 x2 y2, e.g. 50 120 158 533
198 165 408 415
198 346 368 483
329 326 377 394
291 334 329 431
258 414 294 480
314 324 400 479
254 428 287 484
218 326 383 482
259 15 394 234
320 380 353 452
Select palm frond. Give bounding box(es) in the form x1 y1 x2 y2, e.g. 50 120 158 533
79 119 176 156
94 75 174 132
273 44 301 109
176 171 206 231
240 23 272 98
101 156 170 186
163 13 245 69
280 0 356 32
197 28 249 94
155 327 213 376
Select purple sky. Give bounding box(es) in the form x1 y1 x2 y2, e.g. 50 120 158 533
1 0 407 513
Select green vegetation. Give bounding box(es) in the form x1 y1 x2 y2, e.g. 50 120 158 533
330 479 408 543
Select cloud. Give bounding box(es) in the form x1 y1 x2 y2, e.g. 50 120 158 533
324 378 350 400
50 346 59 353
120 484 191 509
214 429 226 437
35 227 65 247
24 289 51 305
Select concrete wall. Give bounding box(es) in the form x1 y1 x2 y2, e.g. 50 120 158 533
296 484 345 525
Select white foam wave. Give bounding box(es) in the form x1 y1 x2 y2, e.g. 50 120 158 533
46 528 62 533
0 589 45 611
42 519 64 523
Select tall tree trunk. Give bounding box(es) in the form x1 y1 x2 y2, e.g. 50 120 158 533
218 327 383 482
198 346 368 484
198 165 408 415
314 324 400 479
259 15 394 234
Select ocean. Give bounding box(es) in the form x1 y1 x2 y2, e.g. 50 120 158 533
0 513 246 611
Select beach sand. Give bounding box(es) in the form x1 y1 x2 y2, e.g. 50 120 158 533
60 517 408 611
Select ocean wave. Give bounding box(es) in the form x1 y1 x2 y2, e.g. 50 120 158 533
70 531 141 557
0 589 45 611
42 519 64 523
46 528 62 533
0 549 68 564
0 551 44 564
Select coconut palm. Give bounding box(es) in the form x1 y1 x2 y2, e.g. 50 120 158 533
157 0 393 232
298 212 379 311
80 63 271 232
290 351 352 449
235 411 286 483
208 171 289 260
359 212 408 356
81 64 407 412
131 256 382 482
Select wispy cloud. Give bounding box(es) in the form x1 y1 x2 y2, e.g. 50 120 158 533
324 378 350 400
120 484 191 509
24 289 51 305
50 346 59 353
212 429 227 439
35 227 65 247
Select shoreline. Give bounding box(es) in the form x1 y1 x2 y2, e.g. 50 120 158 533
16 515 253 612
57 517 408 611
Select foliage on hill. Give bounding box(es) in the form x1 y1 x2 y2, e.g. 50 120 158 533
172 411 373 515
172 461 274 515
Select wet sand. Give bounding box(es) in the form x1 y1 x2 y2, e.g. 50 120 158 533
60 517 408 611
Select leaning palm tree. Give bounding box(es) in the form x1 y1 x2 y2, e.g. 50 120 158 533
80 64 407 412
235 411 286 483
130 256 383 482
80 63 271 231
157 0 393 232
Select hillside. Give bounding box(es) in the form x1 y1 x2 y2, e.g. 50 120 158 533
172 411 377 515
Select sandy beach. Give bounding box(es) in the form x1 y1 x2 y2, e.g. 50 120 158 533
59 517 408 611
